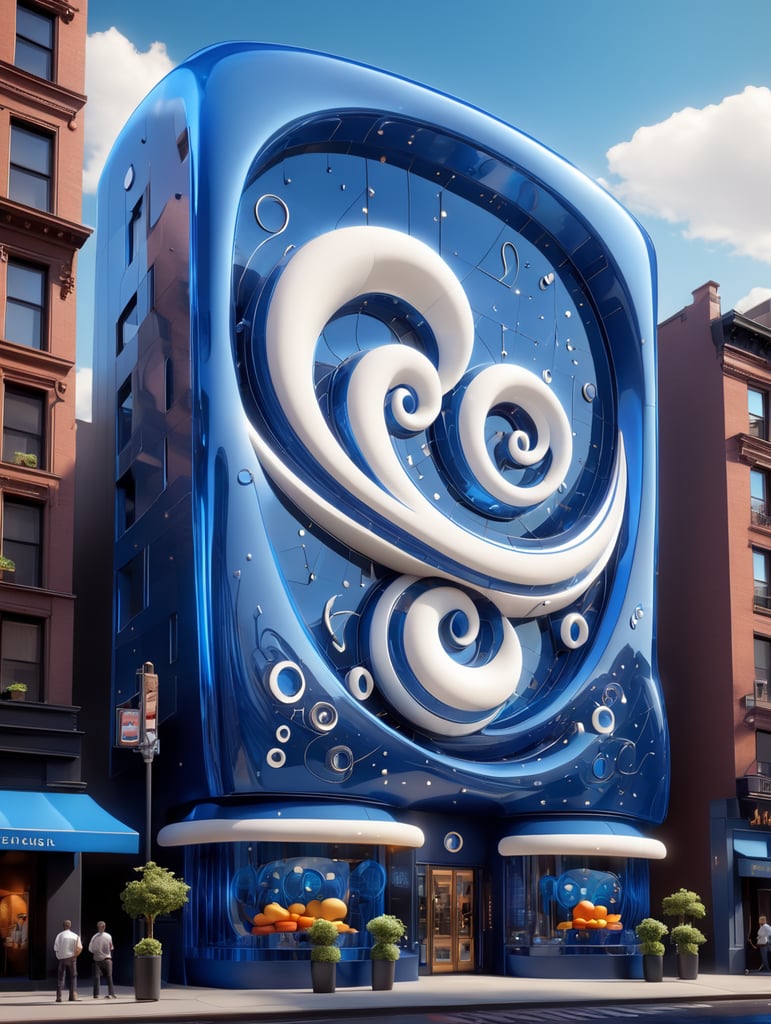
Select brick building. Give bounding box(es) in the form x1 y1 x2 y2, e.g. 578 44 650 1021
0 0 136 984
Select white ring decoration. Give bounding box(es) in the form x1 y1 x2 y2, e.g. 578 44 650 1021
267 660 306 704
591 706 616 735
266 747 287 768
346 666 375 701
560 613 589 650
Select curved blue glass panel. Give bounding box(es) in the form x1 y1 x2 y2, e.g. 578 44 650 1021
96 42 666 828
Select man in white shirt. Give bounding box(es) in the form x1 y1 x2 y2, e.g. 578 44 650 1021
53 920 80 1001
88 921 116 998
757 915 771 972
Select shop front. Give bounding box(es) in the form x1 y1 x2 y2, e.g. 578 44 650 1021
0 790 138 981
499 820 666 979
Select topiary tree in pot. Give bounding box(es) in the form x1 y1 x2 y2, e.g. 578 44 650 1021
366 913 406 990
662 888 707 980
120 861 190 1001
307 918 341 993
635 917 668 982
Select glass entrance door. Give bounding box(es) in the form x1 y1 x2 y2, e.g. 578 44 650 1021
426 868 475 973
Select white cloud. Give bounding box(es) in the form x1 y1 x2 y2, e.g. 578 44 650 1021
83 28 174 194
605 86 771 264
76 367 92 422
736 287 771 315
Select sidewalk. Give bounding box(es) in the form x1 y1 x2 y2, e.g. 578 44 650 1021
1 972 771 1023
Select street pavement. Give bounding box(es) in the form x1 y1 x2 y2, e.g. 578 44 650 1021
1 972 771 1023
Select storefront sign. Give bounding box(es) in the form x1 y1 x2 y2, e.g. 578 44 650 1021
738 858 771 877
0 833 55 847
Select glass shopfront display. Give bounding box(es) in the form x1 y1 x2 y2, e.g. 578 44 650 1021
504 854 648 978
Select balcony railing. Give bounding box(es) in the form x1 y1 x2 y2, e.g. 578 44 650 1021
755 590 771 611
753 505 771 528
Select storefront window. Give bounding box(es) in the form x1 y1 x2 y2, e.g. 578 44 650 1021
0 887 29 977
504 855 648 958
185 842 388 958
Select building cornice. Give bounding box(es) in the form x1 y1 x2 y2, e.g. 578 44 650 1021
0 62 86 126
0 198 91 253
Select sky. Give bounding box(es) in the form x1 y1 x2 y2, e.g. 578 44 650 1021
76 0 771 417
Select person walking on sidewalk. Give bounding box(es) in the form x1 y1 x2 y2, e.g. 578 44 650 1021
88 920 116 998
756 916 771 972
53 920 81 1001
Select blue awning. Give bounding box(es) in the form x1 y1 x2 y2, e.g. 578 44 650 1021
0 791 139 854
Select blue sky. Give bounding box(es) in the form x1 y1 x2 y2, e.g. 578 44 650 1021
77 0 771 413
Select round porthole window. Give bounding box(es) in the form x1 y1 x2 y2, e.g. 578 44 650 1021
443 831 464 853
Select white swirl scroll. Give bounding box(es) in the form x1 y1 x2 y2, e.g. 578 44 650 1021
248 225 626 619
368 577 524 737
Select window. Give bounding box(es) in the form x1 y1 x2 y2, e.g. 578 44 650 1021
116 469 136 533
750 389 768 441
756 636 771 688
117 378 133 452
9 122 52 212
3 386 44 467
3 499 41 588
754 549 771 610
752 469 770 526
0 617 42 701
117 294 138 355
117 550 147 630
128 197 143 265
758 731 771 776
15 4 54 80
164 357 174 411
5 260 46 350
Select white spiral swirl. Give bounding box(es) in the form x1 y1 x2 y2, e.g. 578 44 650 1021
248 225 626 618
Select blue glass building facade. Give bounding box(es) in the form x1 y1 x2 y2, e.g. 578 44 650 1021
91 43 667 985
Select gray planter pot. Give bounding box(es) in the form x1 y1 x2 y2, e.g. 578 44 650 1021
677 951 698 980
311 960 336 993
134 955 162 1001
371 958 396 990
642 954 664 982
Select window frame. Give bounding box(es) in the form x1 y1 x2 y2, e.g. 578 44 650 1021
754 547 771 611
9 120 54 213
749 387 769 442
0 615 43 701
15 3 55 81
2 384 46 469
2 496 42 588
5 258 48 351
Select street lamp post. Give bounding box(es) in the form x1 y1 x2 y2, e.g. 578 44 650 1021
137 662 159 863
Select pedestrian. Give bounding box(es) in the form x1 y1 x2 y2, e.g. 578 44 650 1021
757 915 771 972
88 920 117 998
53 919 81 1001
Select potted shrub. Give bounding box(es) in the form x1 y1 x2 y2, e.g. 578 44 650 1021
635 917 668 982
366 913 406 991
662 888 707 980
4 682 27 701
120 861 190 1001
0 555 15 578
307 918 340 993
13 452 37 468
